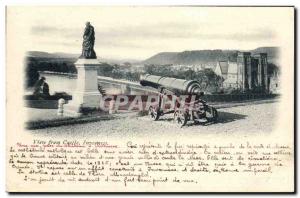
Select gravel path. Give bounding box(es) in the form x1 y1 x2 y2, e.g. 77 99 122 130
29 101 277 139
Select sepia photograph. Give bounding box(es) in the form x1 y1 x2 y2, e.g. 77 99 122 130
23 7 281 137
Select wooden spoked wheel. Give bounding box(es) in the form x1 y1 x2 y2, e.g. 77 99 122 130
174 110 188 127
148 106 160 121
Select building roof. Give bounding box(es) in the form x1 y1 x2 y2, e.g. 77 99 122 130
218 61 229 75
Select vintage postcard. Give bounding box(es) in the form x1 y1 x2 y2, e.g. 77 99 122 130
6 6 294 192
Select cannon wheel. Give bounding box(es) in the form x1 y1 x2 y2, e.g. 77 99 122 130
206 106 218 123
148 106 160 121
174 110 188 127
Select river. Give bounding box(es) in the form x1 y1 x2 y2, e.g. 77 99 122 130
40 73 155 95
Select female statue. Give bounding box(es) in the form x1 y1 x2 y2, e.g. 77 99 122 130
80 22 97 59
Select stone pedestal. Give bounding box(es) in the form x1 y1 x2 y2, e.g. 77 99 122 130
64 59 101 116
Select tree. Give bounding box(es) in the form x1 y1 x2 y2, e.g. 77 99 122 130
25 62 39 87
144 64 224 93
268 63 279 76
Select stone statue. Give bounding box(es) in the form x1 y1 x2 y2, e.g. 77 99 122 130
80 22 97 59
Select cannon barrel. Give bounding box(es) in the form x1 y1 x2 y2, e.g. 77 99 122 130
140 74 202 95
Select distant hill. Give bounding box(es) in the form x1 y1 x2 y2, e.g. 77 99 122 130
26 51 140 65
249 47 280 65
143 47 280 66
143 52 179 65
27 51 79 59
27 47 280 66
250 47 279 57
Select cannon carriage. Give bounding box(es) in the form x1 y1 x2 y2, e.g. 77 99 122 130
140 74 218 126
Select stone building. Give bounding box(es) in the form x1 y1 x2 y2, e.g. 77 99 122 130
215 52 269 92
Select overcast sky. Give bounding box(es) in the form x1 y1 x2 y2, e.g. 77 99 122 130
9 7 292 60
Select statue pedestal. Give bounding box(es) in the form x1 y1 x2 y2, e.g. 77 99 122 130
64 59 101 116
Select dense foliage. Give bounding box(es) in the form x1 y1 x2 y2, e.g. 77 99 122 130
144 64 224 93
25 57 77 87
25 57 141 87
97 63 141 81
25 56 279 95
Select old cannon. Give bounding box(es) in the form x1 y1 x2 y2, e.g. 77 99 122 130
140 74 218 126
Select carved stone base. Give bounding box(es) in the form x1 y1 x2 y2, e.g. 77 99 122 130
64 59 101 116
